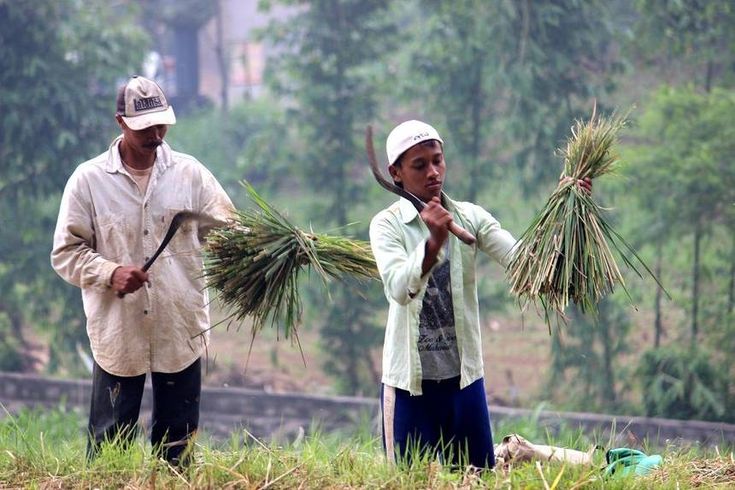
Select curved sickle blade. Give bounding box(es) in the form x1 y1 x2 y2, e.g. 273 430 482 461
142 210 203 271
118 210 203 298
365 125 476 246
366 125 424 211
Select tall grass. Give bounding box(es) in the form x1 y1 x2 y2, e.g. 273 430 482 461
1 406 733 488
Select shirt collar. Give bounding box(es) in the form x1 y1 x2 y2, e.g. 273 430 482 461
105 135 174 174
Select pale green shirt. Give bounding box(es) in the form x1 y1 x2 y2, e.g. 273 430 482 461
51 137 234 376
369 196 517 395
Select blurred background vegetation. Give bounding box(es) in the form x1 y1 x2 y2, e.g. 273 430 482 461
1 0 733 423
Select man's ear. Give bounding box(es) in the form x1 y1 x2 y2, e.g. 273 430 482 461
115 114 125 128
388 164 401 183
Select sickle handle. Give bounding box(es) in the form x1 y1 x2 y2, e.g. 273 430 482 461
449 221 476 245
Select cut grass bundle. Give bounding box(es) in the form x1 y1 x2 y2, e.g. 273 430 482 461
507 107 662 326
204 181 378 343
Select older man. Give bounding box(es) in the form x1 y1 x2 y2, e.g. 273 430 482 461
51 75 234 465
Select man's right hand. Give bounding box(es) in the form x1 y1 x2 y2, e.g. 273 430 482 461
420 197 451 275
112 266 149 296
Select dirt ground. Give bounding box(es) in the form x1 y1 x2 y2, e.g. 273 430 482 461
203 305 554 406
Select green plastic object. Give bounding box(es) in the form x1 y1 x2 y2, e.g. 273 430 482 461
604 448 663 478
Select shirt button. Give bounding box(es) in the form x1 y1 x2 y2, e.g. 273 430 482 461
143 229 149 235
143 309 148 315
144 257 150 261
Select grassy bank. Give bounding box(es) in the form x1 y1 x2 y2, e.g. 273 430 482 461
2 407 734 489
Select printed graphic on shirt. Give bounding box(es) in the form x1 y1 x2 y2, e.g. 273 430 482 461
418 260 461 380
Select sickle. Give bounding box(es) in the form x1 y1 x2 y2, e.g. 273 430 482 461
366 125 476 246
117 210 203 298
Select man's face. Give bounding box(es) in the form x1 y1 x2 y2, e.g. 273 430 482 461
389 140 445 203
116 115 168 154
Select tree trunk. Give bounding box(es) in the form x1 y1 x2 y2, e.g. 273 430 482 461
691 221 702 349
214 1 228 112
0 301 30 371
654 242 663 348
172 25 200 112
728 233 735 319
600 302 617 406
704 59 713 94
467 46 483 203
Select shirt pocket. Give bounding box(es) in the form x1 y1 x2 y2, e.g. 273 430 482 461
163 207 199 258
95 214 130 262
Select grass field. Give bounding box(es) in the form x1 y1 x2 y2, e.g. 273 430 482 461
2 406 734 489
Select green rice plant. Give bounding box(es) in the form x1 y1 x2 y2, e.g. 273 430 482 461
506 107 664 328
2 406 734 488
203 181 378 345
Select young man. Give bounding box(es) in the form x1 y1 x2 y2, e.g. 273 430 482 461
369 120 516 469
51 75 234 465
370 120 591 469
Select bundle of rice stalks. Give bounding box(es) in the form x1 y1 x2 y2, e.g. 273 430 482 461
204 181 378 343
506 106 662 326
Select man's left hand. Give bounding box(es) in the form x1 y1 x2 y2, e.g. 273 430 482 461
561 176 592 194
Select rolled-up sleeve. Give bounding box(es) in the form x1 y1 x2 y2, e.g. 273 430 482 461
50 173 120 290
472 204 518 268
197 167 235 240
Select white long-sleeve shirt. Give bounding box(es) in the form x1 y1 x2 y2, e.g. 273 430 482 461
51 136 234 376
369 196 517 395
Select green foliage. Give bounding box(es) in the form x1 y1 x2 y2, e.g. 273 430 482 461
0 0 149 373
0 0 148 197
0 314 25 372
164 97 297 202
637 346 729 422
546 298 633 413
318 285 385 395
633 0 735 90
627 87 735 227
623 86 735 347
261 0 395 224
405 0 622 197
402 0 501 202
261 0 395 395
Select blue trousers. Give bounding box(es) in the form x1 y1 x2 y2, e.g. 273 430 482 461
87 358 201 465
381 377 495 468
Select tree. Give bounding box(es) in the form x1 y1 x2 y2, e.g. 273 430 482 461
405 0 621 198
637 345 729 422
633 0 735 92
136 0 218 112
626 87 735 347
624 86 735 420
630 1 735 361
261 0 395 394
546 298 632 413
0 0 148 373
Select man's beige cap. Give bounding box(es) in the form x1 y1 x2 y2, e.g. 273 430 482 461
116 76 176 130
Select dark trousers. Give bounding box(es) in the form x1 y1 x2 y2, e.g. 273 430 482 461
87 358 201 465
381 377 495 469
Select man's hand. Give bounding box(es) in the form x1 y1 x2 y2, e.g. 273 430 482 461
420 197 451 275
112 266 149 295
561 176 593 194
